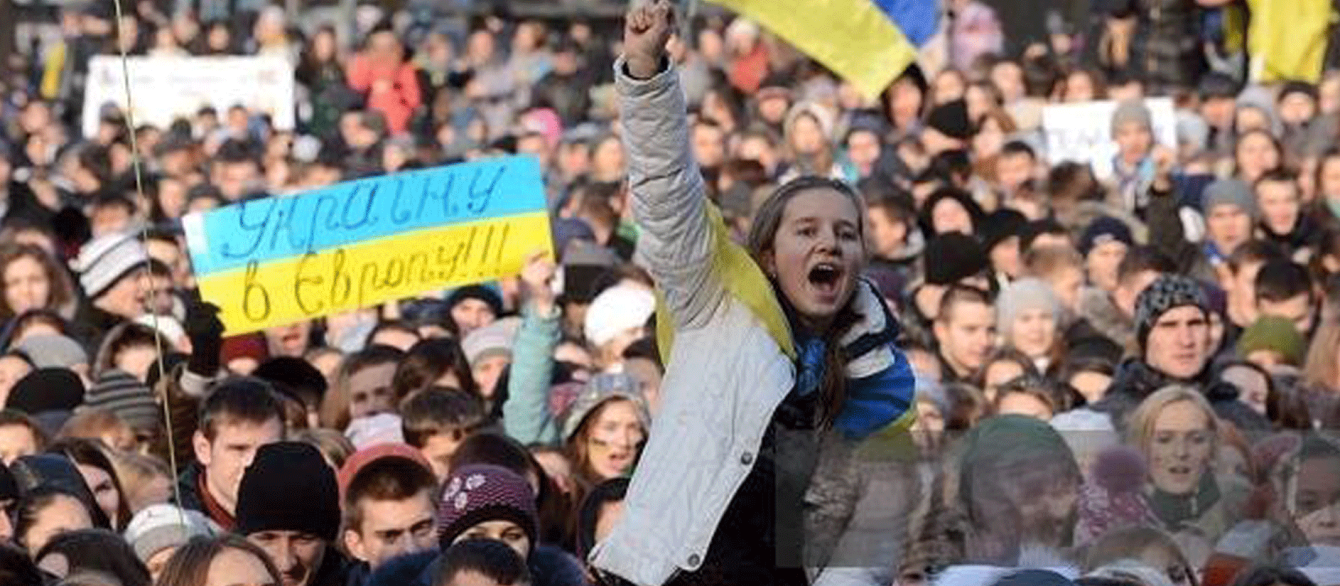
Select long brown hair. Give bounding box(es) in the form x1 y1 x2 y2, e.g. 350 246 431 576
746 176 868 428
0 243 76 320
564 397 645 489
47 438 134 532
154 535 281 586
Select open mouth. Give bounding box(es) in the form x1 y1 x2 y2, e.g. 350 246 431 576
808 262 844 292
607 451 632 469
1167 465 1193 478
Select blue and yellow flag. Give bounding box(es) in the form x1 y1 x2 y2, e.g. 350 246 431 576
183 156 553 334
707 0 938 99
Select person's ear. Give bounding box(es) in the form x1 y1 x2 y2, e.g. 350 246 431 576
762 250 777 279
344 528 368 563
192 430 212 467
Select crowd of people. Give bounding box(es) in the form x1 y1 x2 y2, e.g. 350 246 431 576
0 0 1338 585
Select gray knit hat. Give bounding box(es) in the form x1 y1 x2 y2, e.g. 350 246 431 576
995 278 1063 340
122 504 218 563
72 232 150 299
1111 100 1153 135
561 373 650 442
13 335 89 369
1134 275 1209 348
82 369 160 431
1202 179 1258 219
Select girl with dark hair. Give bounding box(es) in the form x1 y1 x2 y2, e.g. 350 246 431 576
448 433 571 548
33 528 150 586
13 485 96 554
591 3 918 584
46 438 132 531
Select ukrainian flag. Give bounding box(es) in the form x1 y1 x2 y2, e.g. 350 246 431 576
707 0 938 99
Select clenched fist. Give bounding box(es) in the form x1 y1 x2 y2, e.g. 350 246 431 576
624 0 675 80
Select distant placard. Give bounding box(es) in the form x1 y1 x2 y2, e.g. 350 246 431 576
1041 98 1178 180
82 55 295 138
184 156 552 334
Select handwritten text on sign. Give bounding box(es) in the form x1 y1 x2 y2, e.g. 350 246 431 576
183 156 552 334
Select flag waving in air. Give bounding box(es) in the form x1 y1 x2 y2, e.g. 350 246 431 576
707 0 938 100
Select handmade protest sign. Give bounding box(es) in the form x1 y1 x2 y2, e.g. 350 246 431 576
183 155 552 334
83 56 295 140
1041 97 1177 180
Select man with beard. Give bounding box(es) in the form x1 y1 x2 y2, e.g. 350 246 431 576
236 442 348 586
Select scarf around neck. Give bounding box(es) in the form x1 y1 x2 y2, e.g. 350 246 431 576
1148 471 1221 529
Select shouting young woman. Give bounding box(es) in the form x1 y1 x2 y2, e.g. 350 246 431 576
588 2 918 585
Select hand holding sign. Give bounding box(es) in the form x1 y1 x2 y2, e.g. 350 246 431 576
184 156 553 334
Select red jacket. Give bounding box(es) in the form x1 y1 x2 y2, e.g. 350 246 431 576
346 55 422 135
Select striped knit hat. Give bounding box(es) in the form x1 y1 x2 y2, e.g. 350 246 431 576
82 369 159 431
73 232 150 299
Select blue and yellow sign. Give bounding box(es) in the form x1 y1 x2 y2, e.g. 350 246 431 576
183 155 552 334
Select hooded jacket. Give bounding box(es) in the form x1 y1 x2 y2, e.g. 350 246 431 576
589 58 916 586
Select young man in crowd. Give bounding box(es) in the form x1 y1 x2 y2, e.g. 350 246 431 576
400 388 486 481
993 141 1038 199
1079 216 1134 295
1201 179 1259 268
339 445 439 583
1224 241 1288 331
933 285 997 383
236 442 348 586
74 232 155 339
1254 259 1318 335
1090 275 1214 427
1255 168 1321 261
181 378 286 530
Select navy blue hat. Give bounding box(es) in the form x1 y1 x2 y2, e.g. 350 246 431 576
446 285 503 318
1079 216 1135 256
552 218 597 260
981 209 1029 252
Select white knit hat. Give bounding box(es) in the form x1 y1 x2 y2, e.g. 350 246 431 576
73 232 150 299
461 317 522 367
583 284 655 348
123 504 218 563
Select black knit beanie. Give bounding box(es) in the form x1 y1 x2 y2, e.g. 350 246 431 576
6 368 85 414
235 442 340 542
923 233 989 286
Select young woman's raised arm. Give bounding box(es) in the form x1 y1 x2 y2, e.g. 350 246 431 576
617 0 726 331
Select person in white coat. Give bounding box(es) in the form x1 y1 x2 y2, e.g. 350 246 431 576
589 3 919 585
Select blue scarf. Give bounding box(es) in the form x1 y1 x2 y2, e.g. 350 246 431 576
787 281 916 440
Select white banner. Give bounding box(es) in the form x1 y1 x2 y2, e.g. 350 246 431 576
82 56 295 139
1041 98 1178 180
